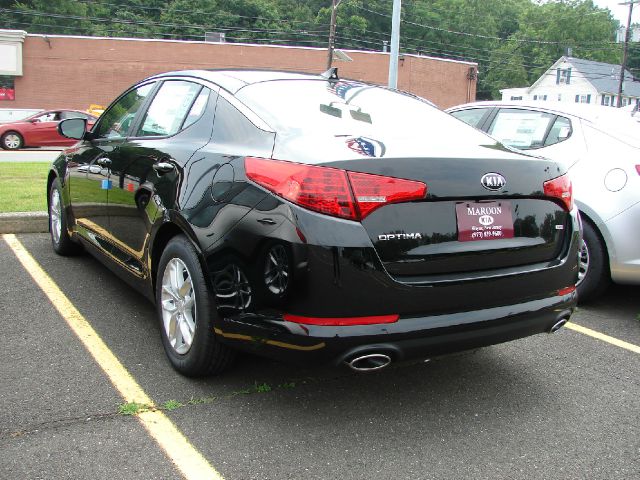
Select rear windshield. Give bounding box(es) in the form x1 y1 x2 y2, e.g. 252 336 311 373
235 79 496 146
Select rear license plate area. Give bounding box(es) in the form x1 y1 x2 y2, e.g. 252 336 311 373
456 201 514 242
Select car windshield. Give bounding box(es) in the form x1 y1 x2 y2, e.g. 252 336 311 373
236 79 497 147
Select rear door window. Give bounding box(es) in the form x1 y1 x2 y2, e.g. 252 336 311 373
488 109 555 149
137 80 203 137
182 87 210 130
544 116 572 146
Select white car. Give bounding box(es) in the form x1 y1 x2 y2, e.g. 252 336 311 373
447 101 640 302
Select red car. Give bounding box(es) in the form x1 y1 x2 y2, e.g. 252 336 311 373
0 109 97 150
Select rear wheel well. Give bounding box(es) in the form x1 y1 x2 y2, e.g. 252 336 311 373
151 223 185 292
576 211 611 302
578 212 609 264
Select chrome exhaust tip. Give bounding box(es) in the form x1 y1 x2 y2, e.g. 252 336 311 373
345 353 392 372
549 317 569 333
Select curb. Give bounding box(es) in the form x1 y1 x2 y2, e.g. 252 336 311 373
0 212 48 234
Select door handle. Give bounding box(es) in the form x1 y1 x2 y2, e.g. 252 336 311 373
153 162 175 175
96 157 112 167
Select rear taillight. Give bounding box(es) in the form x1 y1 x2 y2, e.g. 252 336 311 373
245 157 426 220
348 171 427 219
244 157 356 219
543 174 573 211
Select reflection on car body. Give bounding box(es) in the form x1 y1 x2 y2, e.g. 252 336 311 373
0 109 96 150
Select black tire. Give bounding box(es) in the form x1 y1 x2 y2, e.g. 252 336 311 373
156 235 235 377
49 177 82 256
576 220 610 303
1 131 24 150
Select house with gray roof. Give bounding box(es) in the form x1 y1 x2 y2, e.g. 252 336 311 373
501 56 640 108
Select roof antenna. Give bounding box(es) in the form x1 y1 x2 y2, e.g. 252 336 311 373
321 67 339 80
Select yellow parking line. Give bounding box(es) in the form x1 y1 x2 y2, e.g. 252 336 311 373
3 234 223 480
566 322 640 355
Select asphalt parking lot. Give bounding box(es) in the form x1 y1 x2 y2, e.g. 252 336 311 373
1 233 639 480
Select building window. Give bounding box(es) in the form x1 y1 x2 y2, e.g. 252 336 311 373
576 94 590 104
510 96 523 101
533 95 537 100
558 94 562 101
623 98 628 106
556 67 572 85
542 95 548 101
603 95 610 106
0 76 15 101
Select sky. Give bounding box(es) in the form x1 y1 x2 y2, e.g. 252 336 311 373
592 0 638 25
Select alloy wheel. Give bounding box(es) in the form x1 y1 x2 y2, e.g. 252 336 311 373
577 239 589 286
160 258 196 355
50 188 62 244
3 133 22 149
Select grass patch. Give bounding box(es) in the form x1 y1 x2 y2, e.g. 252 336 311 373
0 162 49 212
254 382 272 393
117 401 153 416
162 399 184 411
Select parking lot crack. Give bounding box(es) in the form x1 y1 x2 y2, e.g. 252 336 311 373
1 410 124 440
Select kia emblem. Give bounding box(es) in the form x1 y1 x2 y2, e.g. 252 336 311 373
481 173 506 191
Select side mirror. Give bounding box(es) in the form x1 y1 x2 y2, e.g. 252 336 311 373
58 118 87 140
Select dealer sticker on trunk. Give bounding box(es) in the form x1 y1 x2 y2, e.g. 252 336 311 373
456 201 514 242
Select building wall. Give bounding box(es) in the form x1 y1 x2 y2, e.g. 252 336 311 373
503 58 640 108
8 34 476 111
528 59 599 104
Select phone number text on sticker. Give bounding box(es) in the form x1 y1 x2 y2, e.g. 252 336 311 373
456 201 515 242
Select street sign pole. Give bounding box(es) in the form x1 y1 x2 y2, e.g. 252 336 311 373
617 1 638 107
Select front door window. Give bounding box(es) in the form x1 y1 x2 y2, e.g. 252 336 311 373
94 83 155 139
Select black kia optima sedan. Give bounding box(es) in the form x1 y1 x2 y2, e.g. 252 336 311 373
49 69 579 376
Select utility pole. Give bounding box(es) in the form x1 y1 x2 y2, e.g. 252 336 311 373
388 0 402 89
326 0 342 70
617 1 638 107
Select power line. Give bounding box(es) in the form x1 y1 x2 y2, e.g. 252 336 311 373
352 3 621 46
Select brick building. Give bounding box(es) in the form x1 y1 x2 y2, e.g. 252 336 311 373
1 30 477 111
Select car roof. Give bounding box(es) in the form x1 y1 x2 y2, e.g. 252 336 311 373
146 69 339 95
447 100 638 125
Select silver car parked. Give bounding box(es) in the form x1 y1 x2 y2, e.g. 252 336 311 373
447 101 640 302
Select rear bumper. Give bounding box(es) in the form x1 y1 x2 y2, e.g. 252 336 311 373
214 291 577 366
206 194 580 367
